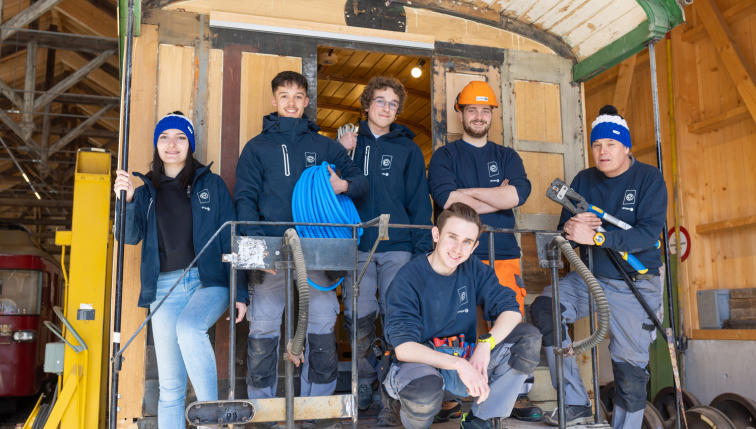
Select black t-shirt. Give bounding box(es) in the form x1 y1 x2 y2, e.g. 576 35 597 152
155 169 195 272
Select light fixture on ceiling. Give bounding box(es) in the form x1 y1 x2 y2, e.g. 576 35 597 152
411 59 426 78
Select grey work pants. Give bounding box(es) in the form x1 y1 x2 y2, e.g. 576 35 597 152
246 269 340 399
535 271 662 429
342 250 412 385
383 323 542 429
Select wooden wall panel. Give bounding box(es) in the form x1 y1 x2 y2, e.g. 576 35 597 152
238 53 302 153
206 49 223 175
584 0 756 340
114 24 159 423
156 44 196 119
514 81 562 143
518 152 564 215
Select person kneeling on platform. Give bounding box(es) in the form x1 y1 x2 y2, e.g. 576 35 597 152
383 202 542 429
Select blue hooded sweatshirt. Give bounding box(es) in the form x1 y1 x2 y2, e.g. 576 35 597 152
234 113 369 238
350 121 433 256
116 160 248 308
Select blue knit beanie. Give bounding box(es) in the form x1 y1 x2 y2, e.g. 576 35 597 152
154 113 195 152
590 105 631 149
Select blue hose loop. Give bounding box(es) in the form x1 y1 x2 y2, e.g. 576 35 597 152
292 162 362 291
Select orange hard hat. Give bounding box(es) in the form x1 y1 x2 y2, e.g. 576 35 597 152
454 81 499 112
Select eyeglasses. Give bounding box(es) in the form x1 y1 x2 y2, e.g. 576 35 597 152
372 97 399 111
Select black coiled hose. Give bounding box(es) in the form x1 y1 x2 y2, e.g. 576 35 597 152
552 236 611 355
284 228 310 356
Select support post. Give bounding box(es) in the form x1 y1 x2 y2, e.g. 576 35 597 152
228 223 237 400
40 28 56 175
22 41 38 141
549 243 566 429
351 226 359 429
647 40 683 429
284 243 294 429
588 248 601 424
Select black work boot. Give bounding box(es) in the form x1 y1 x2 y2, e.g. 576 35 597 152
510 395 543 422
376 387 401 427
543 404 593 426
434 401 462 423
460 412 494 429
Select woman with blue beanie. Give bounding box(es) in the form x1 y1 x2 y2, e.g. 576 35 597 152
114 111 248 429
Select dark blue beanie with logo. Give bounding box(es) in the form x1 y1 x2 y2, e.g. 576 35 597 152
154 113 196 152
590 105 631 148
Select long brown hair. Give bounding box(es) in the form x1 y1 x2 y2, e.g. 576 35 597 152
150 110 195 192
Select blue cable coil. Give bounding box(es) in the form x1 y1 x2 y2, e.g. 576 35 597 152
292 162 362 291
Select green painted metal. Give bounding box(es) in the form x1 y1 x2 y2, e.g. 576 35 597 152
648 256 680 401
573 0 684 82
118 0 141 81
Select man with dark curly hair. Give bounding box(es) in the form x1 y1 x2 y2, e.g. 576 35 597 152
337 75 433 425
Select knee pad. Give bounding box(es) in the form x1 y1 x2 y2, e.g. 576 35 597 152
308 332 339 384
344 311 378 357
504 323 542 374
246 337 279 388
612 360 649 413
530 296 567 347
398 375 444 422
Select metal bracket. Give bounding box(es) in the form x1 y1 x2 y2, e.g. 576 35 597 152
224 236 358 271
377 214 390 241
186 395 356 425
185 400 255 426
537 232 564 269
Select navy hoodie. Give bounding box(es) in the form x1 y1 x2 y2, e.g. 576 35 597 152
350 121 433 256
116 160 248 308
384 253 520 348
235 114 369 237
558 156 667 279
428 140 531 260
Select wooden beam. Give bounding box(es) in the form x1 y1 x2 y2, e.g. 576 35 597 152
0 198 72 207
0 124 118 138
2 29 119 53
0 217 70 225
1 0 67 41
687 105 751 134
48 104 115 154
696 215 756 235
34 49 116 110
0 109 43 153
682 0 756 44
317 101 431 136
631 140 658 157
318 73 431 100
22 42 38 140
695 0 756 127
317 126 337 134
54 0 117 38
612 54 636 116
692 329 756 341
0 79 24 110
59 51 119 96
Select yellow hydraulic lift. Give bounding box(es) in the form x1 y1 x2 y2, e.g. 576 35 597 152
23 148 113 429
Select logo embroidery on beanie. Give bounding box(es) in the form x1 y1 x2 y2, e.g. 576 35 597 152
613 130 620 135
198 189 210 204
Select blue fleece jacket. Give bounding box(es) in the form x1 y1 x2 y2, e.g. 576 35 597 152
116 161 248 308
234 114 369 237
428 140 531 260
558 156 667 279
350 121 433 256
384 253 520 348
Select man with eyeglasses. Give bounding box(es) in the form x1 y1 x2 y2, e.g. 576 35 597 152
337 75 433 425
428 81 541 423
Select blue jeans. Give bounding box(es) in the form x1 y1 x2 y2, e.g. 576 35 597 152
150 268 229 429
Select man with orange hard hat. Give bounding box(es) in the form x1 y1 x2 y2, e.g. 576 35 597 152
428 80 541 423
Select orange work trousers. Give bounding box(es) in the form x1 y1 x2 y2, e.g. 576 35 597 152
477 258 526 335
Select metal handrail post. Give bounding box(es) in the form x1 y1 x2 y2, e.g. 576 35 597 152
588 248 601 424
229 223 237 400
351 226 359 429
548 244 566 429
283 244 295 429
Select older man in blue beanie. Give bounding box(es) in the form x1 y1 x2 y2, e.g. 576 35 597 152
530 105 667 429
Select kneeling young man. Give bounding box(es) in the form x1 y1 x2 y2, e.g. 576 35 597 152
383 202 542 429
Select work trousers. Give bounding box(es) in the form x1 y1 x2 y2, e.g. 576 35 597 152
246 269 340 399
383 323 542 429
150 267 229 429
532 271 662 429
342 250 412 385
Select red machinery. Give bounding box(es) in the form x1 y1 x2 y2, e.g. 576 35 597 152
0 227 63 399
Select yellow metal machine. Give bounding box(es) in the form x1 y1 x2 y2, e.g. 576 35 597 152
23 148 113 429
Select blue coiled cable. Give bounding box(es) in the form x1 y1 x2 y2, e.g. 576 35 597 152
292 162 362 291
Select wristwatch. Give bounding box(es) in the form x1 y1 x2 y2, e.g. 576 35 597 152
477 333 495 351
593 232 605 246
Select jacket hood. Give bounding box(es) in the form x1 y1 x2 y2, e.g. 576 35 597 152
137 157 211 186
358 120 416 140
262 113 320 135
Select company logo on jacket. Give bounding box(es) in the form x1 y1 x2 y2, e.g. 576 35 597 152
458 285 469 313
381 155 393 170
198 189 210 204
305 152 316 167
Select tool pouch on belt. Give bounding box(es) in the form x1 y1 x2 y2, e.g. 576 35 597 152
378 341 396 384
429 342 469 398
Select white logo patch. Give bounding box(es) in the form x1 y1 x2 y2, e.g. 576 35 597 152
458 286 468 306
381 155 393 170
198 189 210 204
613 130 621 135
476 96 488 101
488 161 500 177
305 152 316 167
624 190 636 205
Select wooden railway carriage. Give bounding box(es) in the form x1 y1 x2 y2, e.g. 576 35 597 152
0 228 63 399
115 0 685 426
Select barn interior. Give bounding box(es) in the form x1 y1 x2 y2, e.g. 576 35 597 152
0 0 755 429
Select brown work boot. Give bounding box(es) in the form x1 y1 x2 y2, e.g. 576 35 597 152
511 395 543 422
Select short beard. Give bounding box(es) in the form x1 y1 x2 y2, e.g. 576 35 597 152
462 120 490 139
